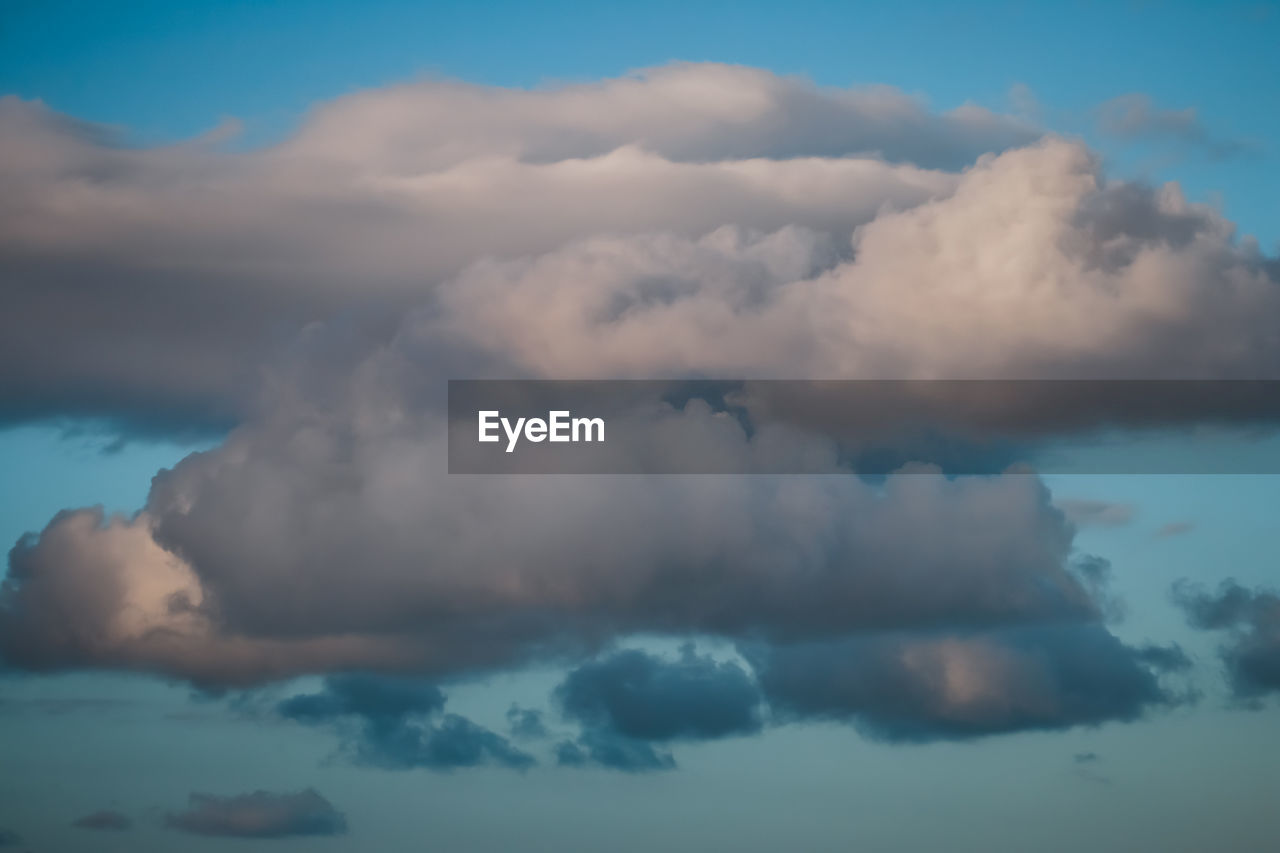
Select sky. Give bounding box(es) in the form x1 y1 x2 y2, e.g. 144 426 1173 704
1 1 1279 851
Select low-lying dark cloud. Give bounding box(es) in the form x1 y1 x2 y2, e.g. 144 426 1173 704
552 646 763 771
165 789 347 838
1174 580 1280 700
72 810 132 831
0 828 20 847
556 646 764 742
555 731 676 773
746 624 1186 742
278 675 534 771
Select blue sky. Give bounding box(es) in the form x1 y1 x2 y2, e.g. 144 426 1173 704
2 1 1279 850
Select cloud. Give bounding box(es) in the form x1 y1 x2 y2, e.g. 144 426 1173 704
428 138 1280 382
2 63 1271 750
1155 520 1195 538
1055 499 1136 528
1174 580 1280 700
282 62 1038 171
5 68 1276 436
556 646 763 742
0 65 984 432
1071 750 1111 783
277 675 534 771
555 731 676 773
0 829 19 847
746 624 1186 742
506 705 548 740
1096 94 1258 160
71 810 132 831
165 789 347 838
552 646 762 770
277 673 445 721
1 464 1099 686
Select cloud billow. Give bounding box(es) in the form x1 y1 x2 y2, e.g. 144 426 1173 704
1 61 1271 755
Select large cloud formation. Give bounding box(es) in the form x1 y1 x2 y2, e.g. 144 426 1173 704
1 63 1275 755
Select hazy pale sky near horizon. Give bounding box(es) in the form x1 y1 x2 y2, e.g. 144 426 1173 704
2 2 1279 851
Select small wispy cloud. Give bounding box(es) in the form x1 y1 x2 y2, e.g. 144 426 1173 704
1155 521 1195 538
1097 93 1259 160
1055 499 1136 528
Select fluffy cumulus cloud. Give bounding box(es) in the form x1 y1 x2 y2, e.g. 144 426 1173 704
165 789 347 838
1 458 1099 685
0 65 974 431
2 62 1276 761
1174 580 1280 700
276 674 534 771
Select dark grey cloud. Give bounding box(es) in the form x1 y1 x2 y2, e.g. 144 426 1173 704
552 646 762 772
1096 94 1258 160
746 624 1185 742
0 828 19 847
277 673 445 722
555 731 676 773
1174 580 1280 699
506 705 548 740
1133 643 1193 673
71 810 132 831
1074 751 1100 763
278 675 534 771
556 646 763 742
165 789 347 838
